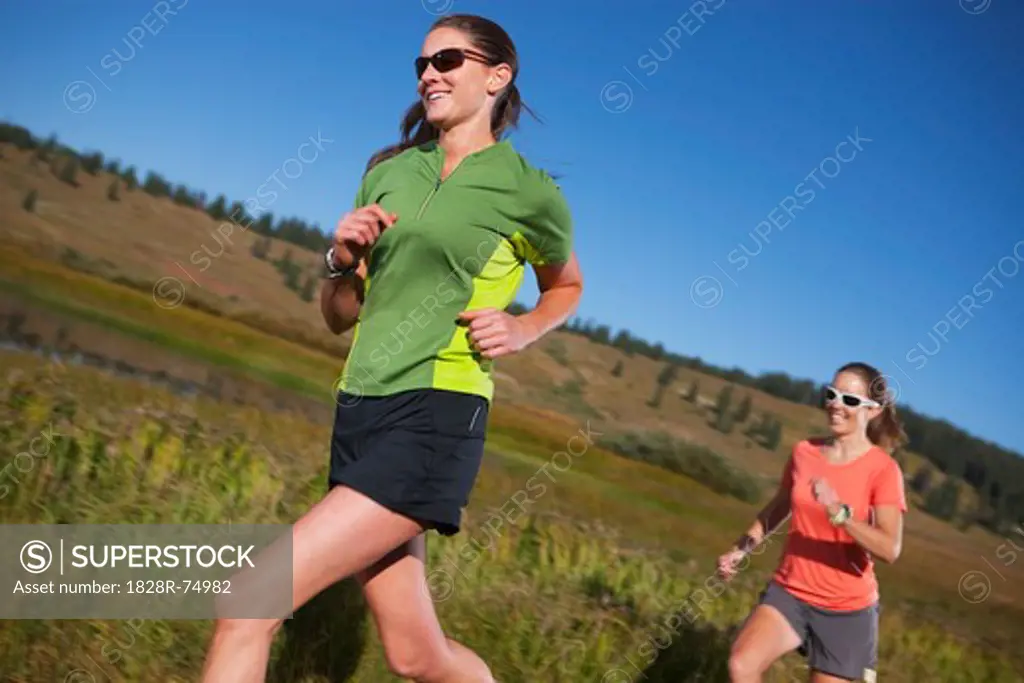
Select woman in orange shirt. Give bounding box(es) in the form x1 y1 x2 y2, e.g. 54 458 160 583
718 361 908 682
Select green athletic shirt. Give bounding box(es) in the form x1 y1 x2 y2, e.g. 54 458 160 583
335 139 574 402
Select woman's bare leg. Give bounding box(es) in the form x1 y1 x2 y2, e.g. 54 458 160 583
200 486 425 683
810 672 858 682
728 604 802 682
356 534 495 682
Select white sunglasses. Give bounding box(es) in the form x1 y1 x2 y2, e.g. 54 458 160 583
824 385 881 409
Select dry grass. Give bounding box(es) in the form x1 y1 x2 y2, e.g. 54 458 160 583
0 146 334 337
1 352 1021 681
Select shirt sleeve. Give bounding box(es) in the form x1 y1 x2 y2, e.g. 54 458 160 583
871 457 908 512
352 179 368 210
352 158 392 211
780 453 795 491
775 444 799 502
515 172 574 266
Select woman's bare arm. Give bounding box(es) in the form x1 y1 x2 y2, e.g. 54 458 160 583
517 252 583 342
732 473 792 554
838 506 903 563
319 260 367 335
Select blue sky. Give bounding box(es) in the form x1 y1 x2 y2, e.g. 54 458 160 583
2 0 1022 455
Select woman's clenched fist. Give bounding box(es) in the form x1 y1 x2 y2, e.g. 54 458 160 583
331 204 398 267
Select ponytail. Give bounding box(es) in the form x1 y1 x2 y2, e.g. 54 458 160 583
492 83 536 140
364 100 438 174
867 403 908 453
365 83 535 175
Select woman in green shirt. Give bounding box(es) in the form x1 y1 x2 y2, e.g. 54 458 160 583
202 13 583 683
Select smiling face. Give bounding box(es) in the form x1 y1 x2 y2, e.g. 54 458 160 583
824 370 883 440
417 26 511 133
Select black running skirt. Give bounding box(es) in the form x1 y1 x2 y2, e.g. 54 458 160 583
328 388 488 536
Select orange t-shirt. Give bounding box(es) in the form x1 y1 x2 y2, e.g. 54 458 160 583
772 438 907 611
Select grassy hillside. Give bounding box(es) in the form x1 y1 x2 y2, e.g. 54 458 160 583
0 136 1001 524
0 255 1021 659
2 134 1022 680
1 143 344 350
1 352 1021 682
0 144 952 474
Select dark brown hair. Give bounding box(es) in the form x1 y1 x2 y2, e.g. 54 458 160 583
835 361 908 452
365 13 536 173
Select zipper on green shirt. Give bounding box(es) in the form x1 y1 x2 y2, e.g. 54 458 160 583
416 177 441 220
415 153 470 220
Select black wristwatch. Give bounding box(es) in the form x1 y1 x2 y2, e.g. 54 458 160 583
324 247 358 279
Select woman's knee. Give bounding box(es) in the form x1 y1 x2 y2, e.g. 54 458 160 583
212 616 283 641
727 646 763 680
383 642 452 681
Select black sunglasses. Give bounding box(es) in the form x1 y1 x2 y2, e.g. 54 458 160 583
415 47 491 79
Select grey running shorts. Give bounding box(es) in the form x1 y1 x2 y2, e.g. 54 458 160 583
760 581 879 681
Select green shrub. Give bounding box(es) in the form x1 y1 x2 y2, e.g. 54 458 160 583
598 429 762 503
59 156 79 186
22 189 38 212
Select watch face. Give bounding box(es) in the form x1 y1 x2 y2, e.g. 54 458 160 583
325 248 342 271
